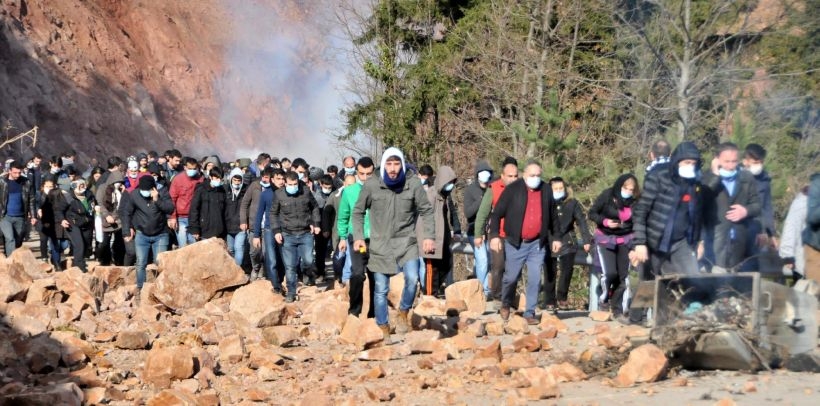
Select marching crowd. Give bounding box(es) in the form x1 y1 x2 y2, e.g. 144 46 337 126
0 141 818 336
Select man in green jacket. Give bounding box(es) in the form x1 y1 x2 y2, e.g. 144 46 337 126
337 157 375 317
352 148 435 339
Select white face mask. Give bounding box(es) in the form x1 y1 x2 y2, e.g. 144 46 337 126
525 176 541 190
747 164 763 176
321 187 332 194
477 171 491 184
678 165 697 179
443 183 455 192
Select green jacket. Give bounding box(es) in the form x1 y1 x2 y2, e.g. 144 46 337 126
353 175 434 274
337 182 369 240
473 188 493 239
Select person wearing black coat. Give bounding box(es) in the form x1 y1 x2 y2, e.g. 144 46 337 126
225 173 248 267
631 141 704 275
543 177 591 311
38 178 71 271
55 179 97 272
189 167 228 241
588 173 639 319
463 160 493 298
701 142 762 272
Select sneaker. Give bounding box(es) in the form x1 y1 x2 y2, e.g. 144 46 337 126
614 314 632 325
525 315 540 325
500 307 510 321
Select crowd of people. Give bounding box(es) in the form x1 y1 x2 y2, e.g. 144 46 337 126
0 141 817 334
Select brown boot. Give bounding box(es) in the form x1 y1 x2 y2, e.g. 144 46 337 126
395 310 410 334
379 324 391 343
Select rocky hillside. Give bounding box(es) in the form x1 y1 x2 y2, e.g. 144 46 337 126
0 0 337 164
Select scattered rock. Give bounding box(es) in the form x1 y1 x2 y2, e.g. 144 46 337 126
414 295 448 317
2 382 83 406
610 344 668 387
590 310 612 322
504 315 529 335
405 329 441 353
512 334 540 352
147 389 201 406
539 313 568 332
218 334 245 364
262 325 305 347
229 280 288 328
359 347 394 361
475 339 502 362
360 365 386 380
115 330 151 350
500 353 536 374
143 346 195 389
0 262 33 302
485 321 504 336
154 238 247 311
444 279 487 314
545 362 588 382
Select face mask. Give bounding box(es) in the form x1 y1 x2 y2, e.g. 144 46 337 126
419 178 427 186
43 187 53 195
129 172 138 179
27 162 35 169
477 171 491 184
718 168 737 178
74 188 86 196
621 189 633 199
210 180 222 188
747 164 763 176
232 183 242 190
297 172 305 181
321 187 332 194
525 176 541 190
678 165 697 179
139 190 151 198
553 191 565 200
50 168 60 174
356 178 364 186
260 181 270 188
186 169 198 177
285 185 299 195
443 183 455 192
344 167 355 175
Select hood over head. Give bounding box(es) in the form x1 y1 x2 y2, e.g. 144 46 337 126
669 141 702 177
379 147 406 179
434 165 457 193
611 173 638 206
474 160 492 175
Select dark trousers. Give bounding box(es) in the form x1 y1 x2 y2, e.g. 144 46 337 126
124 237 137 266
596 243 631 315
314 233 330 277
543 252 575 305
348 237 375 318
428 247 453 296
68 226 93 272
95 229 126 266
489 238 506 300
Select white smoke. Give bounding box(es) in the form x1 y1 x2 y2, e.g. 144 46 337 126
210 0 350 167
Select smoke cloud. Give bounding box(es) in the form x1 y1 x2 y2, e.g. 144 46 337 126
209 0 349 167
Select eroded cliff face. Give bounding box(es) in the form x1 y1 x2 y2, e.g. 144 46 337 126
0 0 228 161
0 0 339 164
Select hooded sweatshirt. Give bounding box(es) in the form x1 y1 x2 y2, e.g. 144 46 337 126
589 173 638 238
463 160 492 235
353 147 434 274
418 165 458 259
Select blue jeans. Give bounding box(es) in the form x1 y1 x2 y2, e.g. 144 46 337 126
1 216 25 256
176 217 196 248
263 229 281 290
48 237 70 269
135 231 169 289
226 232 247 267
342 241 352 282
371 259 422 326
281 232 314 297
501 240 545 318
469 235 490 296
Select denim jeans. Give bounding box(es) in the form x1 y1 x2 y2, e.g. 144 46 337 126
501 240 545 318
176 217 196 248
263 228 281 290
135 231 169 289
0 216 25 256
371 257 423 326
281 232 314 297
48 236 70 270
226 231 247 267
469 235 490 296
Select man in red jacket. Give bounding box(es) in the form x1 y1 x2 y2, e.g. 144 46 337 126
169 157 204 248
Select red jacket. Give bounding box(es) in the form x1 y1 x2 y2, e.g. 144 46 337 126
123 172 152 193
490 180 507 238
169 173 204 219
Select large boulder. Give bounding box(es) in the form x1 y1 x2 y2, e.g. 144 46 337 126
4 301 57 336
229 280 288 327
303 294 348 337
7 247 49 279
0 262 33 302
1 382 83 406
611 344 668 387
143 346 195 389
154 238 247 311
444 279 486 314
54 268 102 314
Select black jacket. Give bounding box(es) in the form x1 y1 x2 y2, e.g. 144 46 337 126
702 169 761 268
588 174 638 237
224 184 247 234
39 189 70 239
463 160 492 235
551 197 592 255
189 183 228 239
633 142 704 253
55 191 96 231
0 175 36 218
121 189 175 237
271 184 320 235
488 178 553 249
